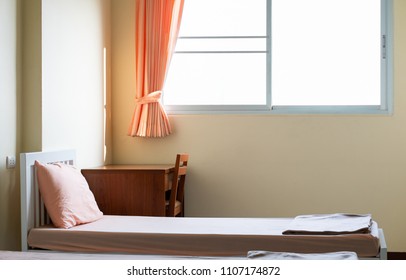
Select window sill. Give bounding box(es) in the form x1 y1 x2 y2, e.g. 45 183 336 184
165 105 393 115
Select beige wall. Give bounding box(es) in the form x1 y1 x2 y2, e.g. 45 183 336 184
111 0 406 251
21 0 42 152
0 0 108 250
0 0 20 250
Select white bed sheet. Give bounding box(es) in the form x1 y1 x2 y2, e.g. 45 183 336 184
27 215 381 258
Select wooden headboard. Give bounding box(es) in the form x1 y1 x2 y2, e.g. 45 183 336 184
19 149 76 251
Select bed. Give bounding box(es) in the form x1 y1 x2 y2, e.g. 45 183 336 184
20 149 387 260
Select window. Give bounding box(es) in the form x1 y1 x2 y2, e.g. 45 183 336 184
163 0 393 114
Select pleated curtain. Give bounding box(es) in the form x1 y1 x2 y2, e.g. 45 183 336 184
128 0 184 137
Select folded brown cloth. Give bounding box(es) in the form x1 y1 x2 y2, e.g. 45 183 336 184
282 213 372 235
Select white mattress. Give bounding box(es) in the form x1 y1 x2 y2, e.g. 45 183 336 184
27 216 381 257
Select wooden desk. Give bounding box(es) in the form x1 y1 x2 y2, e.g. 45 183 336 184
81 165 174 216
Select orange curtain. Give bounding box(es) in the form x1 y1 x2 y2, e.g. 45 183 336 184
128 0 184 138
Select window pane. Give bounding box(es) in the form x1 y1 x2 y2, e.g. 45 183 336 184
164 0 267 107
179 0 266 37
272 0 381 106
164 53 267 105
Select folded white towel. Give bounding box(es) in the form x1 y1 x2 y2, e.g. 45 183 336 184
247 250 358 260
282 213 372 235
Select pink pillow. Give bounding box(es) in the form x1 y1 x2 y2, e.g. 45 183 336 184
35 160 103 228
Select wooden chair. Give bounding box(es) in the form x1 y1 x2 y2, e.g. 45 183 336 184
166 154 189 217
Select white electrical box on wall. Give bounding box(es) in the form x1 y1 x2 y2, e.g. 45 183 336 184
6 156 16 169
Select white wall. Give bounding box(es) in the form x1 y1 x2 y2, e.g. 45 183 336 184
41 0 109 168
0 0 19 250
111 0 406 252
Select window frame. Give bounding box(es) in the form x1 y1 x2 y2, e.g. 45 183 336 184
164 0 393 115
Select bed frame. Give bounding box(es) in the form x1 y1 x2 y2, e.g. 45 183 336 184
19 150 387 260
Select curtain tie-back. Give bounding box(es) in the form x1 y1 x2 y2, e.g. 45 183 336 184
135 90 162 105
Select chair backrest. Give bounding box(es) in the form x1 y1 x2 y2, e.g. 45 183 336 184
167 153 189 216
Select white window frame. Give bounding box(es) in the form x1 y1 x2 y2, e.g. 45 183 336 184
164 0 393 115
